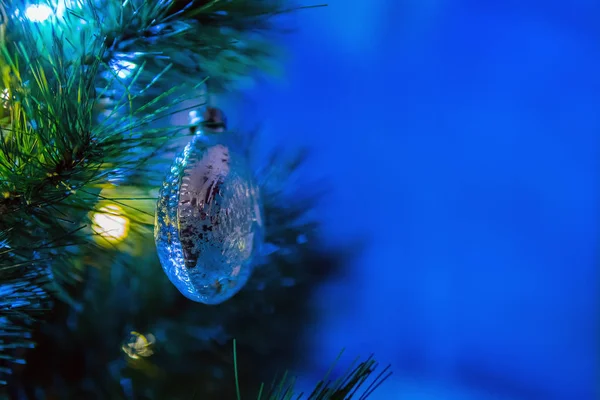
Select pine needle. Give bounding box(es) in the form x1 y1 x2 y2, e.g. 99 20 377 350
232 341 390 400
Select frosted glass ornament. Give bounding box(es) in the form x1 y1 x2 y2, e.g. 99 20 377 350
154 110 264 305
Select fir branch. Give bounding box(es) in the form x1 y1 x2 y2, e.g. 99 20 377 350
0 7 205 250
0 238 53 385
232 339 391 399
3 1 319 93
100 0 305 90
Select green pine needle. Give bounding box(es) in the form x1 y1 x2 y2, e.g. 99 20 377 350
3 1 324 92
235 339 243 400
0 3 207 283
232 340 391 400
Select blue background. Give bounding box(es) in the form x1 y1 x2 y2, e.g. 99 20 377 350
245 1 598 399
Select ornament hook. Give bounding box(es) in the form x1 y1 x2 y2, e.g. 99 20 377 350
189 106 227 135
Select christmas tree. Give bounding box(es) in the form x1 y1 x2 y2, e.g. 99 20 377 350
0 0 390 399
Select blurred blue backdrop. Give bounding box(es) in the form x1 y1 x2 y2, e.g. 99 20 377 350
243 1 599 399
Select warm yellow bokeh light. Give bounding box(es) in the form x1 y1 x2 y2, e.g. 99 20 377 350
91 204 130 245
122 331 155 359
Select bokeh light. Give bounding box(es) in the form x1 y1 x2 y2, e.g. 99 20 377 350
110 60 137 79
1 89 9 108
23 4 54 22
91 204 130 245
122 331 155 359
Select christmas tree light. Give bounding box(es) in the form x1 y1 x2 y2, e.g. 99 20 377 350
91 204 130 245
110 60 137 79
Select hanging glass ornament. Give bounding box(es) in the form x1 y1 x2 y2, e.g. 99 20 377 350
154 107 264 305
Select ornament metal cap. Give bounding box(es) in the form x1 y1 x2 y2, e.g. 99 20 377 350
189 107 227 134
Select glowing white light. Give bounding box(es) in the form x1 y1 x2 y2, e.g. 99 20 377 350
18 1 75 22
1 89 9 107
24 4 54 22
111 60 137 79
91 204 130 245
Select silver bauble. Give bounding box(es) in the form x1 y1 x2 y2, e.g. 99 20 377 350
155 113 264 305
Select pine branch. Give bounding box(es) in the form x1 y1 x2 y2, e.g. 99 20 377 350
100 0 314 91
0 234 53 385
4 1 321 96
232 339 391 400
0 6 205 260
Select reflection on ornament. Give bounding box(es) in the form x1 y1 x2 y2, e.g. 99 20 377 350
155 107 264 305
91 204 130 245
122 331 155 359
